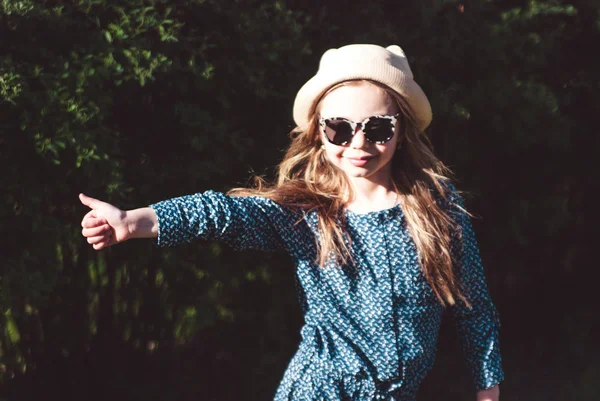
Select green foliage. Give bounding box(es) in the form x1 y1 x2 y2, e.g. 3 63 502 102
0 0 34 16
0 71 22 104
1 0 598 400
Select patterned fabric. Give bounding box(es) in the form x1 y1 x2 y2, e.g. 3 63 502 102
150 188 504 401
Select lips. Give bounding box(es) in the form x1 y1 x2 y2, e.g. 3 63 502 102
346 156 374 167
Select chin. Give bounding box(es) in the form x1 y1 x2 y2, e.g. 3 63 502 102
344 169 373 178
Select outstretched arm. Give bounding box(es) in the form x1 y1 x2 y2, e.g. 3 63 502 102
80 191 299 252
79 193 158 250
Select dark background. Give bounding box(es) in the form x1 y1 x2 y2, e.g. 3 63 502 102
1 0 598 400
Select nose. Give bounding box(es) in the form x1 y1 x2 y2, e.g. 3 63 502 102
349 126 367 149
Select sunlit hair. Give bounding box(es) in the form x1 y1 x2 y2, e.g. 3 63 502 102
230 80 468 306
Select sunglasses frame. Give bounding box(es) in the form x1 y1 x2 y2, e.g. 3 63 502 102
319 113 400 146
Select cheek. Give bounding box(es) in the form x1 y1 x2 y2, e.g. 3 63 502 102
385 134 401 157
323 145 344 162
379 147 395 161
376 143 399 166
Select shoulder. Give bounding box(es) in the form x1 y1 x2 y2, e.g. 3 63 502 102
432 179 465 210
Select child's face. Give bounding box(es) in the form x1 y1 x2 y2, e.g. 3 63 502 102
318 82 401 186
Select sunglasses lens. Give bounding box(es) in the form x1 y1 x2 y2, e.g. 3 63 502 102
364 117 395 143
324 120 354 145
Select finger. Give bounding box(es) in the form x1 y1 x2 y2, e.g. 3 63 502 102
87 235 109 245
82 224 111 238
79 193 107 210
83 209 96 219
81 210 103 227
93 239 112 250
81 209 96 226
82 216 108 229
82 217 107 229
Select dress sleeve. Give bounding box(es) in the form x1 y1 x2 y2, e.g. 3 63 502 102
447 188 505 390
149 190 294 252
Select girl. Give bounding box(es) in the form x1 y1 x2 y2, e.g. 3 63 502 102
80 44 503 401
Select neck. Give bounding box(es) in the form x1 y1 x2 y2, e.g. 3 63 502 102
345 173 398 213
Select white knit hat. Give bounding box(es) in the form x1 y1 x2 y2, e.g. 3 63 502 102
293 44 432 131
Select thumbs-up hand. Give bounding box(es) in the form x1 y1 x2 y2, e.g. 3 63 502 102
79 193 131 250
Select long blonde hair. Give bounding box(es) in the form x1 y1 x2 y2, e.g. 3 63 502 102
230 80 468 306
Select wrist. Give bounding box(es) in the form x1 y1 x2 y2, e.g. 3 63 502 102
126 207 158 239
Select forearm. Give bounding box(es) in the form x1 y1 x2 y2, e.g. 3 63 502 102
126 207 158 239
476 385 499 401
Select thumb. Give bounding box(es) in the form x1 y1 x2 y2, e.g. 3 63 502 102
79 193 104 210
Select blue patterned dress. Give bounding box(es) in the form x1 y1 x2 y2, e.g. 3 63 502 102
150 187 504 401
